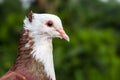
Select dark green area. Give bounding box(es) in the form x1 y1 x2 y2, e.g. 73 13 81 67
0 0 120 80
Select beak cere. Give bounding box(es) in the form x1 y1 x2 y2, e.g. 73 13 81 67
56 28 70 42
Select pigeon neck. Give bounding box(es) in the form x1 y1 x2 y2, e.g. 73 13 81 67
29 30 56 80
10 29 55 80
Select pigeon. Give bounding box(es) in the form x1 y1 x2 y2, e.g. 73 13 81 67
0 11 69 80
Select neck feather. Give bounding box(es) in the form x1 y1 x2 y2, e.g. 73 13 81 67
10 29 55 80
30 30 56 80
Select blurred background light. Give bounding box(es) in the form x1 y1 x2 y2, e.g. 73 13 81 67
100 0 109 3
20 0 34 9
0 0 4 4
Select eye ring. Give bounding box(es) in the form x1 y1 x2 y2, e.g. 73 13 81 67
46 20 53 27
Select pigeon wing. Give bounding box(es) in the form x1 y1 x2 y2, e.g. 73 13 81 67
0 71 26 80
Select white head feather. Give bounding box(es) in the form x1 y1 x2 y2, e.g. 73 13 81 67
24 13 69 41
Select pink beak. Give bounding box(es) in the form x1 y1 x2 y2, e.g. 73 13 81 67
56 28 70 42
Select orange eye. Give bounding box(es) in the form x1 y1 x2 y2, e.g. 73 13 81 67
46 20 53 27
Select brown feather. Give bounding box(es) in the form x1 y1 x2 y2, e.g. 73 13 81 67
0 30 50 80
28 11 33 22
0 71 26 80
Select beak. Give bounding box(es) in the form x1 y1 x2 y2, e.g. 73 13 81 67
56 28 70 42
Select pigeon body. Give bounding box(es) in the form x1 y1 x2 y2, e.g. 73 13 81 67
0 12 69 80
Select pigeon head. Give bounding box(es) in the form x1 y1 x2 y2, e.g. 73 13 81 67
24 11 69 42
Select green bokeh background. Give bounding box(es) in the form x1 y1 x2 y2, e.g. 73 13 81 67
0 0 120 80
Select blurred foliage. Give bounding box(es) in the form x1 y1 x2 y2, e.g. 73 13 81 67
0 0 120 80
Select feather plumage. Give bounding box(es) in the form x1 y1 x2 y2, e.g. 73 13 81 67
0 12 69 80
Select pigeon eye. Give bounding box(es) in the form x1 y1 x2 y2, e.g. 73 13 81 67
46 20 53 27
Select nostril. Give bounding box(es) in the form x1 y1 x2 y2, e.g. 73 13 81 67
56 29 65 34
